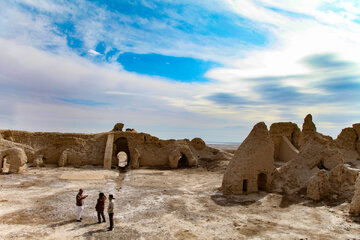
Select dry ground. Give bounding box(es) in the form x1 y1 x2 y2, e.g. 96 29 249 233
1 165 360 240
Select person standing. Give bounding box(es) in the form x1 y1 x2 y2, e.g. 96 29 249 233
95 192 106 223
107 194 115 231
76 189 88 222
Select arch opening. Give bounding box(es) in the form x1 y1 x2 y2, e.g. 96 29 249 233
242 179 248 193
257 173 267 191
114 137 131 168
1 156 6 169
317 159 328 170
178 153 188 168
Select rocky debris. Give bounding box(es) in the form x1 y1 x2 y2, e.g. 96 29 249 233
269 116 360 201
350 175 360 215
126 128 137 133
210 149 233 162
306 170 330 201
0 147 27 173
329 164 358 190
270 122 300 161
112 123 124 132
33 155 45 167
191 138 206 150
195 146 226 160
273 136 344 195
329 164 359 199
196 146 233 172
222 122 274 195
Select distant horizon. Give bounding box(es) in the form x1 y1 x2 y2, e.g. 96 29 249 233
1 1 359 142
0 116 354 143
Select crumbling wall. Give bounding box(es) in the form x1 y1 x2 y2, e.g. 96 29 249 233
306 170 330 201
0 147 28 173
0 127 203 169
350 175 360 215
0 130 107 166
270 122 300 162
336 128 357 150
272 135 344 195
333 124 360 167
353 124 360 153
278 136 299 162
335 124 360 163
299 114 317 148
111 132 198 169
306 165 359 202
191 138 206 150
0 139 35 163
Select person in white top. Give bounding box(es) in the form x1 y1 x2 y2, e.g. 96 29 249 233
107 194 115 231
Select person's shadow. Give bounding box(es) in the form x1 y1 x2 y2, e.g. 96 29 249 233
68 222 98 231
48 219 75 228
81 228 108 237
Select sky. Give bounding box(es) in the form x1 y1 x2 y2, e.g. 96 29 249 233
0 0 359 142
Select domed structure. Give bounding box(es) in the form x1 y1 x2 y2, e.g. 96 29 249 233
222 122 275 195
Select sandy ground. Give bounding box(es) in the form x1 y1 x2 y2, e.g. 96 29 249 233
1 165 360 240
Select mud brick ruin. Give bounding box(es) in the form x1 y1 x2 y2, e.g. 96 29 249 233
2 115 360 215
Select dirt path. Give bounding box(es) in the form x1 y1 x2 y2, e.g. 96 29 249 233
1 167 360 239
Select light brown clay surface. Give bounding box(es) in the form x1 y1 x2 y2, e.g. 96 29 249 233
1 166 360 240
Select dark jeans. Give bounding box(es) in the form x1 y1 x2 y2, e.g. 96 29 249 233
97 211 105 222
109 213 114 229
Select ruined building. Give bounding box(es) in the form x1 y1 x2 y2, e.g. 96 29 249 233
0 123 227 173
222 122 275 194
222 114 360 212
0 122 233 173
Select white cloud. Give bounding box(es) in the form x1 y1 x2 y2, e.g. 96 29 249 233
1 0 360 141
88 49 101 56
206 0 360 96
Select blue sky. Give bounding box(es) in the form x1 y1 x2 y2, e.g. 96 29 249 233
0 0 360 142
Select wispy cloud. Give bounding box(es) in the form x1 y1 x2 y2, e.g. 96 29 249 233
57 98 110 106
0 0 360 141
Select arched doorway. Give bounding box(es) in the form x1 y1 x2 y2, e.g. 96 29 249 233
257 173 267 191
1 156 6 169
242 179 248 193
114 137 131 168
178 153 188 168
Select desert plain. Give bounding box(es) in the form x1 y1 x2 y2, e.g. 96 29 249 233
2 117 360 240
1 150 360 240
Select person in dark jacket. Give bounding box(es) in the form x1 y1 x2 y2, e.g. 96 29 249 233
76 189 88 222
95 192 106 223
